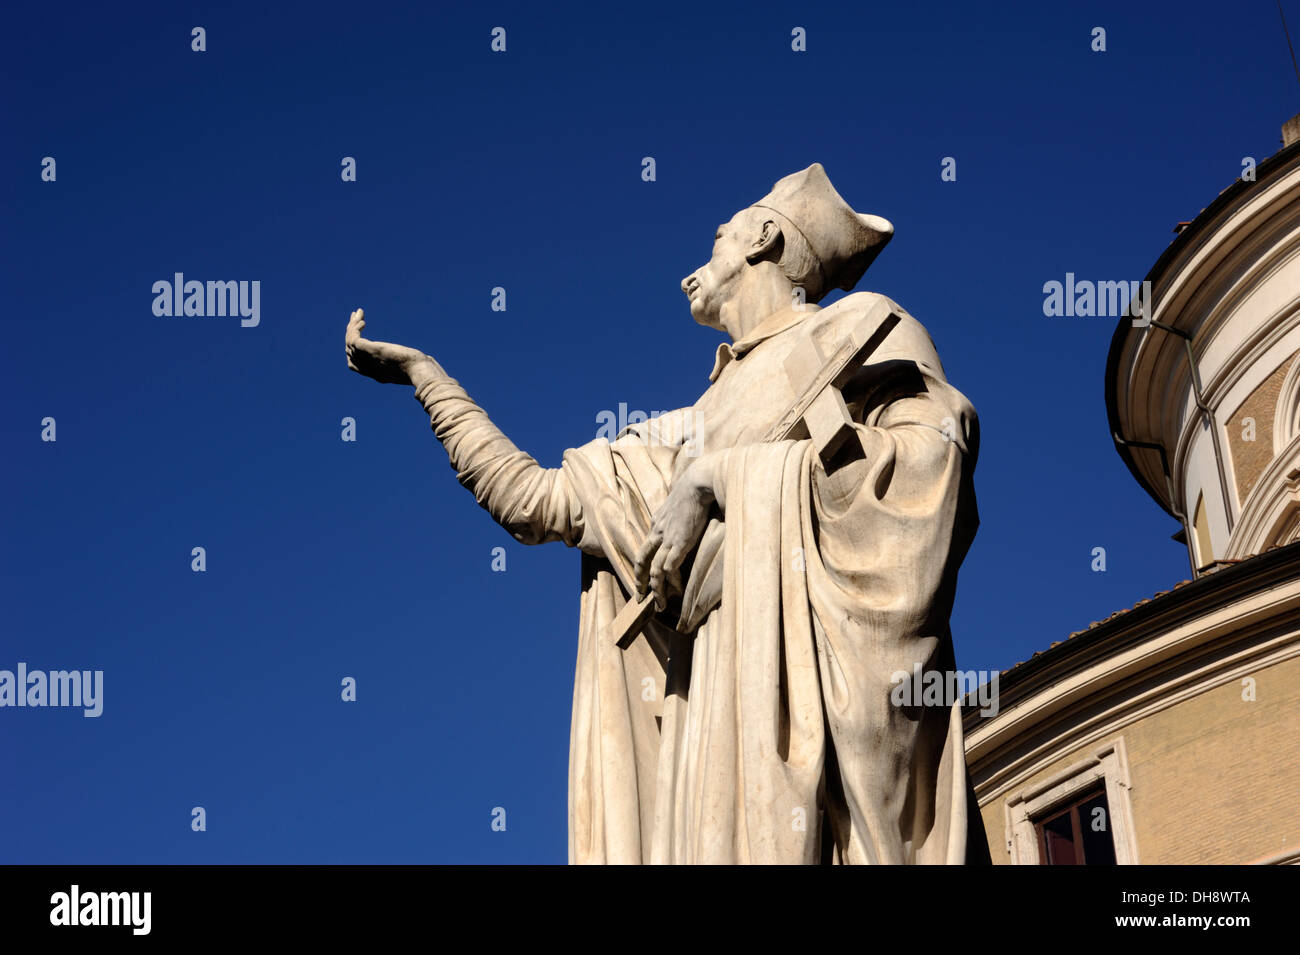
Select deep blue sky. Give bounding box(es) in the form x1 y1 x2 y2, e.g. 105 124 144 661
3 1 1296 863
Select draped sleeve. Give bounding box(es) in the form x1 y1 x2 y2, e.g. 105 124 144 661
413 374 588 549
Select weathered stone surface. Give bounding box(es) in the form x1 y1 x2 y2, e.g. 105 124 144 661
345 164 987 864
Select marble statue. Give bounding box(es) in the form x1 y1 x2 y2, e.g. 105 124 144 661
345 164 990 864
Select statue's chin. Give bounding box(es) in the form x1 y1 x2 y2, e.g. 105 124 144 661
689 300 721 331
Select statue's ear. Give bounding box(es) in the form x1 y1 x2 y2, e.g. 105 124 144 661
745 219 782 265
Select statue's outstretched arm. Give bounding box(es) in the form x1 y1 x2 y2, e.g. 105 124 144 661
346 309 583 547
411 370 583 546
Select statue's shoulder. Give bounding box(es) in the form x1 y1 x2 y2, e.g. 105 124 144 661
820 293 978 431
811 291 943 371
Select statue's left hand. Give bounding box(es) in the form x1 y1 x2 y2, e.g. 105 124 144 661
346 309 443 386
634 456 719 610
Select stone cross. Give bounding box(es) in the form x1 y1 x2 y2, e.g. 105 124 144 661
608 302 902 648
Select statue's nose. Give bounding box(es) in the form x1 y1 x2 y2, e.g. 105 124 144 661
682 274 699 296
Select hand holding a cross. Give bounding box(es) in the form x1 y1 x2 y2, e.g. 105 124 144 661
633 452 725 611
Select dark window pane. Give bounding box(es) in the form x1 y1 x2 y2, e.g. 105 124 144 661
1041 810 1079 865
1077 791 1117 865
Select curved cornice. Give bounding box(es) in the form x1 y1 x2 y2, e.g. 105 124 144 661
963 540 1300 799
1106 142 1300 516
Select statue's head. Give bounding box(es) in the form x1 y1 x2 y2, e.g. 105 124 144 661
682 164 893 332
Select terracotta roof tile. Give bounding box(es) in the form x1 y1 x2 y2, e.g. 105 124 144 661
995 545 1296 678
987 544 1300 684
995 577 1195 677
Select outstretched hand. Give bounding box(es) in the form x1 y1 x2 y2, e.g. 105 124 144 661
345 309 443 386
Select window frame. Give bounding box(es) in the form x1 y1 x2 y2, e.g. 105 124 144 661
1034 785 1113 864
1004 738 1140 865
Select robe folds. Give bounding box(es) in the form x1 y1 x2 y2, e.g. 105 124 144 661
416 291 990 865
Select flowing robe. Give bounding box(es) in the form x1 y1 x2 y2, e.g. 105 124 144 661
414 291 989 864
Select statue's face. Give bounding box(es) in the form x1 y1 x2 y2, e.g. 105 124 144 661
681 208 759 332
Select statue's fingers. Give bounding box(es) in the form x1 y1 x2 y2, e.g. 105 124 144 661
346 313 364 345
664 546 684 599
649 545 675 611
666 537 685 572
633 531 661 595
647 553 664 608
